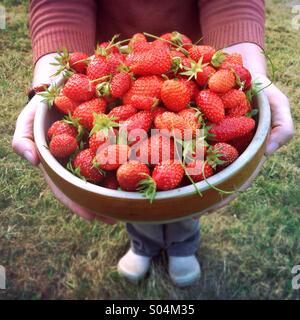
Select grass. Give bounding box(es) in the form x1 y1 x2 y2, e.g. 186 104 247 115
0 0 300 300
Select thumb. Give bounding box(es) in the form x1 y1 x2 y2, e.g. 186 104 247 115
12 96 40 166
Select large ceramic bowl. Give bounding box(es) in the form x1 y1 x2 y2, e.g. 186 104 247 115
34 79 271 223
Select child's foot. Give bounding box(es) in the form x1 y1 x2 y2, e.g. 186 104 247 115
168 255 201 287
118 249 151 283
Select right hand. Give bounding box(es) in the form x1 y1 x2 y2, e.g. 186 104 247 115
12 54 116 224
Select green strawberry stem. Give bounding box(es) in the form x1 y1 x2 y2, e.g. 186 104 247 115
138 174 157 203
90 113 119 137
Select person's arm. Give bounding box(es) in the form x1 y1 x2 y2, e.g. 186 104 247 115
199 0 294 155
224 43 294 155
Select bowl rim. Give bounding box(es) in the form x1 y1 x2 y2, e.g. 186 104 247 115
34 79 271 201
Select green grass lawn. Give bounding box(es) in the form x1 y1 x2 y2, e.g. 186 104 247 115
0 0 299 300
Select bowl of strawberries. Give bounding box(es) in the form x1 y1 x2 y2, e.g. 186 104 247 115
34 32 271 223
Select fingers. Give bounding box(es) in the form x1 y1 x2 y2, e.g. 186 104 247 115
12 96 40 165
264 88 294 155
40 165 116 224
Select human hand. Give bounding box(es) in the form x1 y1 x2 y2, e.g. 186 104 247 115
12 53 117 224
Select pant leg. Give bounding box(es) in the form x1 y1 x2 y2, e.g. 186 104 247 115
165 218 200 257
126 223 165 257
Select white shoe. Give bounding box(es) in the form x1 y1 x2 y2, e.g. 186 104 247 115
168 255 201 287
118 249 151 282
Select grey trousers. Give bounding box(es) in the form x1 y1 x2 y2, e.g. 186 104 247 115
126 219 200 257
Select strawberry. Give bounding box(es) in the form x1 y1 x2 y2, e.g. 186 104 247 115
161 79 190 112
178 77 199 101
186 160 213 182
228 131 254 154
95 144 131 171
108 105 137 122
134 134 175 165
106 52 125 74
47 120 77 140
154 111 197 138
49 134 77 158
117 160 150 191
123 76 162 106
130 95 158 110
221 63 252 90
89 128 118 153
209 143 239 168
151 106 167 121
188 45 216 64
151 160 184 190
73 149 104 183
127 45 172 75
110 72 132 98
226 99 250 117
128 33 147 51
86 57 110 81
221 53 243 67
69 52 89 74
73 98 107 130
195 65 216 86
160 31 193 49
221 89 247 109
96 41 120 56
209 116 256 142
196 90 225 123
184 138 208 162
208 69 236 93
54 93 79 114
101 172 119 190
178 108 202 131
63 74 96 102
120 111 153 145
170 50 186 59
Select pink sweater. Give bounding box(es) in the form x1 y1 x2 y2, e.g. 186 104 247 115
29 0 265 63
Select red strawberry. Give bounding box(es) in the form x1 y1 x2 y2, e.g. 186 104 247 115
160 31 193 50
120 111 153 145
73 98 107 130
95 144 131 171
117 160 150 191
196 90 225 123
108 105 137 122
178 78 199 101
63 74 96 102
69 52 89 74
101 172 119 190
152 160 184 190
54 93 79 114
128 33 147 51
151 106 167 121
178 108 202 131
195 65 216 86
154 111 196 138
96 41 120 55
106 52 125 74
208 69 236 93
86 57 110 81
110 72 132 98
209 116 255 142
210 143 239 167
188 45 216 63
221 63 252 90
135 134 175 165
127 46 172 75
89 128 118 153
221 53 243 67
228 131 254 154
170 50 186 59
221 89 247 109
123 75 162 106
130 95 158 110
47 120 77 140
226 99 251 117
161 79 190 112
73 149 104 183
49 134 77 158
186 160 213 182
